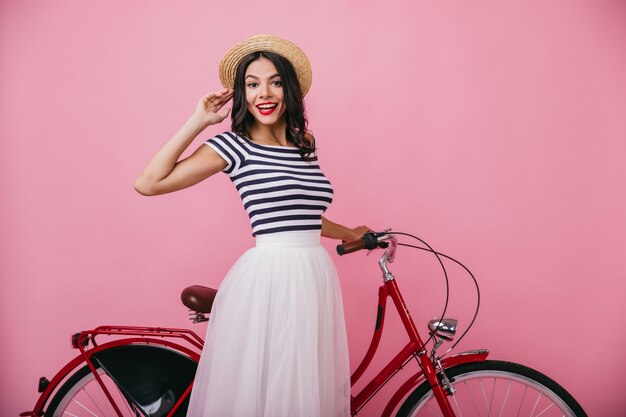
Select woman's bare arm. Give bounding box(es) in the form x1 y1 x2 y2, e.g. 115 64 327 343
134 89 233 196
321 216 370 241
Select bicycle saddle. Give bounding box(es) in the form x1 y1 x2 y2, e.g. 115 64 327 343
181 285 217 313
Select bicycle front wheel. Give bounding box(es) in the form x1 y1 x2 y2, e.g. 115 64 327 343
396 360 587 417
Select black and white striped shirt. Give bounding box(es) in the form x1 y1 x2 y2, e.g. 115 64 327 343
205 131 333 236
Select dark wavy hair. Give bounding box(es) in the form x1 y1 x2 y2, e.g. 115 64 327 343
231 51 316 161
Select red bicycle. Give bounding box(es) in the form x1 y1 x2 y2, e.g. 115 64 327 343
21 231 588 417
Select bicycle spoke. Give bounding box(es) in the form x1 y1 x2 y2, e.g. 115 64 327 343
498 382 512 417
488 378 497 416
100 386 117 417
534 402 555 417
452 394 464 417
464 381 482 416
516 385 527 417
530 393 542 417
74 400 100 417
481 379 490 414
82 386 106 417
424 400 441 417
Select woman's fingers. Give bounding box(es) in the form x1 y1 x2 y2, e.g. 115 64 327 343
214 91 233 105
207 92 233 107
210 88 234 98
347 225 371 241
204 91 233 113
204 89 233 104
192 89 233 123
206 93 227 106
211 95 232 110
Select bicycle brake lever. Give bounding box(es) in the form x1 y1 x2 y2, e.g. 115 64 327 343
365 228 393 256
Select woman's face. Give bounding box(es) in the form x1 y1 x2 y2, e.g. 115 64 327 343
244 56 286 127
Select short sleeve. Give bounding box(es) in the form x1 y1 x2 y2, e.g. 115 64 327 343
204 132 248 175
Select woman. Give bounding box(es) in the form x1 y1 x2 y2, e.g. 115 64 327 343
134 34 369 417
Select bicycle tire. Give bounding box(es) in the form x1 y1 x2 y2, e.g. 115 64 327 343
396 360 587 417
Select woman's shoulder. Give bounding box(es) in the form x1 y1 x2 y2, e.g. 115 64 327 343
203 131 250 173
206 131 246 144
205 131 249 153
220 130 241 139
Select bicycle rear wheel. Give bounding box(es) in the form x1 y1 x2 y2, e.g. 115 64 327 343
45 363 143 417
44 344 197 417
396 360 587 417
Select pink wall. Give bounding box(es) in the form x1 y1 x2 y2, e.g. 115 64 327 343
2 1 625 415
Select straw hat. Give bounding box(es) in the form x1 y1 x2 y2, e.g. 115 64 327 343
219 34 312 97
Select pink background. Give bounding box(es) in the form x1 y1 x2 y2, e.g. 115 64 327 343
2 1 625 416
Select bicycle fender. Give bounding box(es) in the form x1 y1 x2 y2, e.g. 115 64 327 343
381 349 489 417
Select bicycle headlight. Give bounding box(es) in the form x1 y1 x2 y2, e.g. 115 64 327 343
428 318 458 341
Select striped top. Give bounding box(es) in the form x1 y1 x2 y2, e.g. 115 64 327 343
204 131 333 236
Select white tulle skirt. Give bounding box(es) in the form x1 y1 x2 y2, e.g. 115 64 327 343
186 230 351 417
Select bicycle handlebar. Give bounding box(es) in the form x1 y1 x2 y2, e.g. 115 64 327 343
336 232 390 256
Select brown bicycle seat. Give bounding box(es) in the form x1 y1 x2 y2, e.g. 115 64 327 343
181 285 218 314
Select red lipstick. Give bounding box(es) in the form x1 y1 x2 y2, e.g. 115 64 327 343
256 102 278 115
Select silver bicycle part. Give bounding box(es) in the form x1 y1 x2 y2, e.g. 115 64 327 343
428 318 458 341
428 329 456 397
435 356 456 396
188 310 209 323
377 234 398 282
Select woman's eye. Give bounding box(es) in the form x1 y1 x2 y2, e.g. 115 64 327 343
247 82 258 88
273 80 282 86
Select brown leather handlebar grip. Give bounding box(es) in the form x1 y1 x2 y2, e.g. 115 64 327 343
336 239 365 256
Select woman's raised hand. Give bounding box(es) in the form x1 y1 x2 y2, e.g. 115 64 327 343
193 88 234 126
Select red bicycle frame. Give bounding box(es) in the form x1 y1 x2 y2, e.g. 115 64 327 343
347 235 489 417
349 277 489 417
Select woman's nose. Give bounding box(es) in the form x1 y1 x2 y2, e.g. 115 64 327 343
259 82 271 98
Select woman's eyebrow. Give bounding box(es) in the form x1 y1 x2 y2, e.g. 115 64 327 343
245 73 281 80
